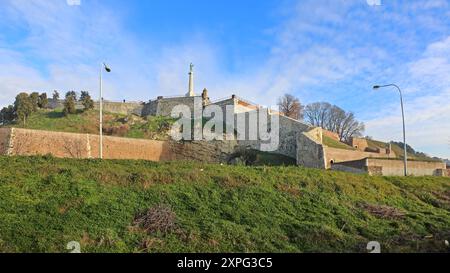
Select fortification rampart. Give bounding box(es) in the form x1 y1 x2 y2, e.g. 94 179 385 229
367 158 446 176
332 158 447 177
48 99 144 115
0 128 239 163
324 147 395 168
296 127 327 169
0 128 11 155
234 110 312 159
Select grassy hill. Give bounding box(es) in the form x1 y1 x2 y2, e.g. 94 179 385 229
0 156 449 253
2 109 175 141
322 135 356 150
366 139 439 162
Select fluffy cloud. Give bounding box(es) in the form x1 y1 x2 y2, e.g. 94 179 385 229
366 36 450 158
0 0 449 157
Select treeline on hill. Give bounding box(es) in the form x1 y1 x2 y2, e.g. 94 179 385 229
277 93 365 142
0 90 95 125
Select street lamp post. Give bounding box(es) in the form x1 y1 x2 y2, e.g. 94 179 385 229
373 84 408 176
99 63 111 159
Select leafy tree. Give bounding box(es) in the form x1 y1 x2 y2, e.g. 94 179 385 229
66 91 77 101
29 92 40 111
63 92 77 116
52 90 60 100
277 94 304 120
0 105 15 125
80 91 94 111
14 93 34 125
38 93 48 109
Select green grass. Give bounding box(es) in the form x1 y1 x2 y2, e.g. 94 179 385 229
322 135 356 150
2 109 174 140
366 139 388 150
6 109 100 134
367 139 440 162
254 151 296 166
0 156 449 253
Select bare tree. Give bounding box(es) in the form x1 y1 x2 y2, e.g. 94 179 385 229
304 102 332 128
336 112 365 142
304 102 365 142
277 94 304 120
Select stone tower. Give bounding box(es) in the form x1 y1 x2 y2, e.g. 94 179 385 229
186 63 195 97
202 88 210 106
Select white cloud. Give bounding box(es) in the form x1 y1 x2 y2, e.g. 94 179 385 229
366 36 450 158
0 0 449 158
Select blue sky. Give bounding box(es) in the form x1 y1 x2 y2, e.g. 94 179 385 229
0 0 449 158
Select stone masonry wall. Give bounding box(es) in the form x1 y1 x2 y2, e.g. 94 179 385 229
367 158 446 177
234 110 312 159
0 128 11 155
48 99 144 116
325 147 394 169
94 101 144 116
0 128 239 163
168 140 239 163
331 157 447 177
296 127 327 169
6 128 171 161
350 137 369 151
156 96 202 117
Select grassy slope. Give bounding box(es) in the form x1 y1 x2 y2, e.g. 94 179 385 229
367 139 439 162
0 156 449 253
322 135 356 150
3 109 174 141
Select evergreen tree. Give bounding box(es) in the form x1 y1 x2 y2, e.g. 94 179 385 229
63 91 77 116
14 93 33 125
0 105 15 125
29 92 40 111
52 90 60 100
80 91 94 111
66 91 77 101
38 93 49 109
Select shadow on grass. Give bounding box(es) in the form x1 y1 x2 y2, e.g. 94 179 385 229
46 109 84 119
46 111 64 119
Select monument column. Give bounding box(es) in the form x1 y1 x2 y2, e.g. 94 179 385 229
187 63 195 97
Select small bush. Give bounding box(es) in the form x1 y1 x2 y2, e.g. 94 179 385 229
103 124 130 137
133 204 178 235
63 95 76 116
229 148 258 166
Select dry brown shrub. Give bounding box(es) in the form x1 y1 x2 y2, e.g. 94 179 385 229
133 204 178 235
276 183 301 196
361 204 406 220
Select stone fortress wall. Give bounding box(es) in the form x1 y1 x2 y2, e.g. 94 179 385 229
0 128 240 164
331 158 446 177
297 128 447 176
0 128 11 155
14 92 448 177
48 99 144 116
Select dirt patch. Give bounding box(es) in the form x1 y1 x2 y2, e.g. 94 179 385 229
433 190 450 204
276 183 301 197
361 204 406 220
